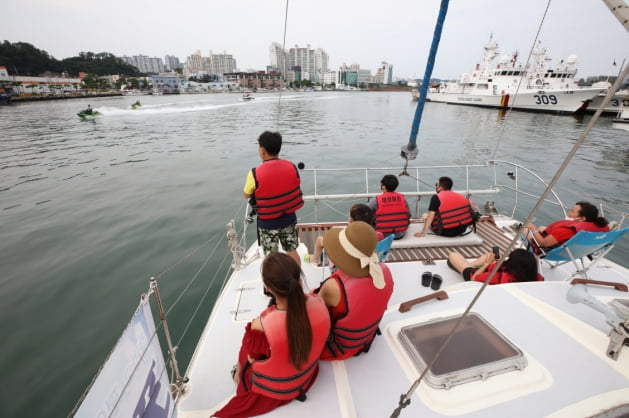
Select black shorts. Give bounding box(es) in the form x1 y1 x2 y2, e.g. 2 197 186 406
462 267 475 281
439 225 469 237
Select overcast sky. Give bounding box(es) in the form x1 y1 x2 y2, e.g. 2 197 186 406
2 0 627 79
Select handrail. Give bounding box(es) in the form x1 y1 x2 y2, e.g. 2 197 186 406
571 278 629 292
399 291 449 313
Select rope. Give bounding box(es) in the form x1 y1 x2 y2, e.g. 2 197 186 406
491 0 552 160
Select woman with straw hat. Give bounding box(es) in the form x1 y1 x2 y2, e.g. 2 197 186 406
314 221 394 360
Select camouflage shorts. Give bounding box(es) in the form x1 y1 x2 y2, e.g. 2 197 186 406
259 223 299 254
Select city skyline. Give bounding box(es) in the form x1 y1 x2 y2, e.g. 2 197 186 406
1 0 626 79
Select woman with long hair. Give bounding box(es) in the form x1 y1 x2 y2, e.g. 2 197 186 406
213 253 330 417
447 248 544 284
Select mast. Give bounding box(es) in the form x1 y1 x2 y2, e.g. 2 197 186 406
602 0 629 32
401 0 450 161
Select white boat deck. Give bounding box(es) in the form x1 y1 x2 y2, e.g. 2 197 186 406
176 220 629 417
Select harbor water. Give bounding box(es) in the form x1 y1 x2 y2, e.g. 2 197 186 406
1 92 628 417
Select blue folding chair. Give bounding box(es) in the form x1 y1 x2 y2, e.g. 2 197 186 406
376 234 395 262
541 227 629 278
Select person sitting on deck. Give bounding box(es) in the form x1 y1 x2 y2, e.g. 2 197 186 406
212 253 330 418
368 174 411 239
521 201 610 254
415 176 477 237
307 203 384 266
447 248 544 284
314 221 394 360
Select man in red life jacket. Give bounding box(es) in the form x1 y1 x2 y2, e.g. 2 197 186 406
368 174 411 239
415 176 476 237
243 131 304 266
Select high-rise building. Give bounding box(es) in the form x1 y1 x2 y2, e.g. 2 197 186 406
164 55 182 72
269 42 287 75
335 64 372 88
208 50 237 75
288 45 314 81
185 51 204 77
121 55 165 74
270 43 328 82
314 48 329 83
375 61 393 84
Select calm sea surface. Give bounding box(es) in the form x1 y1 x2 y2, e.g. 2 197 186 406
1 92 628 417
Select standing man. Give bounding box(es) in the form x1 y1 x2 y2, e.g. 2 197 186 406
244 131 304 266
415 176 475 237
369 174 411 239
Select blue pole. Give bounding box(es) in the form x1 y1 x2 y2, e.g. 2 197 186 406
402 0 450 160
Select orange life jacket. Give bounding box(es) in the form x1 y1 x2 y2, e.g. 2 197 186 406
251 295 330 400
431 190 475 233
319 264 394 360
375 192 410 234
252 159 304 220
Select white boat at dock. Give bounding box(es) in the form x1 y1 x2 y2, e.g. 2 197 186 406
587 88 629 113
427 35 604 114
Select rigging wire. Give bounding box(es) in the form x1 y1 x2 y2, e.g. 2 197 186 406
276 0 290 131
392 0 629 415
392 68 629 415
491 0 552 160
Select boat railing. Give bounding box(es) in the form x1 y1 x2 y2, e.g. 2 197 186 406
297 162 569 224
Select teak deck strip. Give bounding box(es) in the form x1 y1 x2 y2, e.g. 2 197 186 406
298 220 513 263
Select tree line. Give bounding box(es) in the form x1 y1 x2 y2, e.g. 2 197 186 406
0 40 140 77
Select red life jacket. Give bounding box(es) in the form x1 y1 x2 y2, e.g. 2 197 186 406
252 159 304 220
545 219 610 244
374 192 410 234
475 263 545 284
573 221 610 233
431 190 474 233
320 264 394 360
251 295 330 400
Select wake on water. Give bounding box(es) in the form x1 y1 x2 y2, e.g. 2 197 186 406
91 94 345 117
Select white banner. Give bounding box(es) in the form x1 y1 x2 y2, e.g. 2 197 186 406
73 297 174 418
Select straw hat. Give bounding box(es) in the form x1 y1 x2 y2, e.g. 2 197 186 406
323 221 385 289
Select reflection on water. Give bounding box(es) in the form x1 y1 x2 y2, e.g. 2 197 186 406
0 92 628 417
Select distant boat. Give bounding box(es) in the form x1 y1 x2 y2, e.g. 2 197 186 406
241 91 254 101
427 35 604 113
585 88 629 113
130 101 142 110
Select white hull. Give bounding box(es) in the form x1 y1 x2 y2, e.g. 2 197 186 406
427 35 605 114
588 90 629 113
428 88 601 113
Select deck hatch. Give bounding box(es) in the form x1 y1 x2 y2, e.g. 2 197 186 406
398 313 527 389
